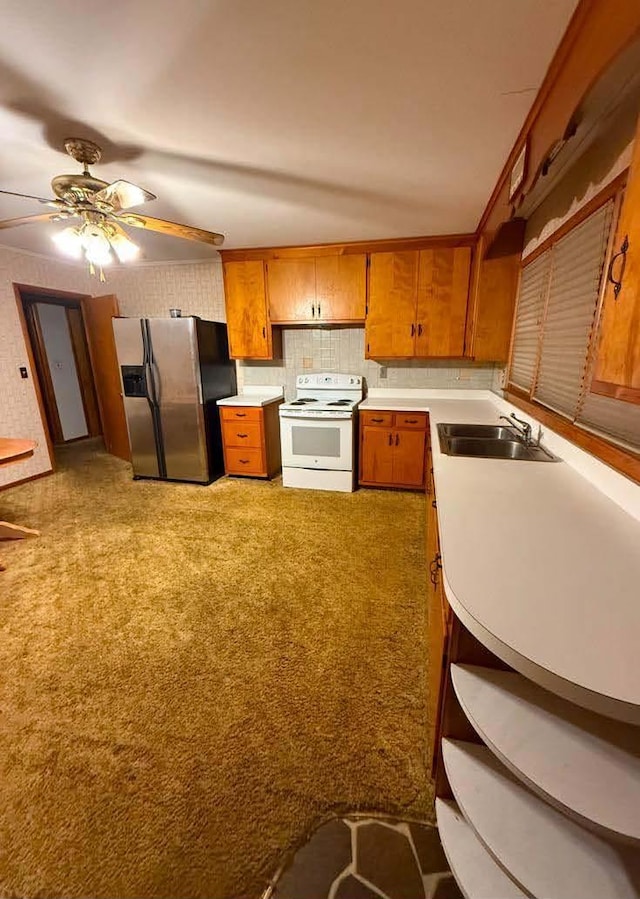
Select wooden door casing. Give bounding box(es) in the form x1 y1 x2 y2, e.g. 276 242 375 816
366 251 418 358
416 247 471 357
315 254 367 322
267 258 316 323
82 294 131 461
223 261 272 359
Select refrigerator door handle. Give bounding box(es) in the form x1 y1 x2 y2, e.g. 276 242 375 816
142 319 167 478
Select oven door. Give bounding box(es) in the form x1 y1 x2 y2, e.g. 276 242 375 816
280 414 354 471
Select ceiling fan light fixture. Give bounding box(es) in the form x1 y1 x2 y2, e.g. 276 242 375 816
51 225 83 259
80 223 113 267
109 228 140 262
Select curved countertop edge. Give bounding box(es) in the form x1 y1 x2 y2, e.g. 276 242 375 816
442 572 640 726
360 389 640 721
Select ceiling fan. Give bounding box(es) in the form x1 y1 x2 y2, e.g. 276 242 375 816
0 137 224 279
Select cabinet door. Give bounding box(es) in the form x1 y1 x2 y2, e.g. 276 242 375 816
267 258 316 323
415 247 471 357
392 429 426 487
593 115 640 401
315 254 367 321
360 426 394 484
223 261 272 359
365 252 418 357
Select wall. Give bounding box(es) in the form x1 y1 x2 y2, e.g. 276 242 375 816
239 328 498 400
36 303 87 441
105 258 225 321
0 247 93 486
0 249 225 488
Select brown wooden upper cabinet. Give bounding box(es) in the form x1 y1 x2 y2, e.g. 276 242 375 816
267 254 366 324
223 260 274 359
592 115 640 404
365 248 471 358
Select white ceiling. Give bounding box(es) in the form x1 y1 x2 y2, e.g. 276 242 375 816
0 0 578 263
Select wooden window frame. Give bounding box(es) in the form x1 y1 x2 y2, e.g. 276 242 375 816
505 174 640 485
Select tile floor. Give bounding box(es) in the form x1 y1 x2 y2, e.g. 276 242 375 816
264 815 462 899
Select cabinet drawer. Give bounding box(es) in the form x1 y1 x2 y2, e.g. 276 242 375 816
225 447 265 475
220 406 263 423
395 412 428 429
360 411 394 427
222 421 262 449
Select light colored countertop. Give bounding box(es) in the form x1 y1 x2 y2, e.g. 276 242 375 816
361 388 640 724
217 387 284 407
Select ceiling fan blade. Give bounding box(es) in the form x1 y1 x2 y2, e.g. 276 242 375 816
94 179 157 212
117 213 224 246
0 211 77 230
0 188 61 207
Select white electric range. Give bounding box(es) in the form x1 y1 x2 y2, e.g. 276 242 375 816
279 373 363 492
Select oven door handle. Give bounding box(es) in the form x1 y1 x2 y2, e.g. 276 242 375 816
279 413 351 422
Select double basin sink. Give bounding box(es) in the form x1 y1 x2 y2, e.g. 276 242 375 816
437 423 558 462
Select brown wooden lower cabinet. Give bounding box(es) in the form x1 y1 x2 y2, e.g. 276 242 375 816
220 401 282 478
359 410 428 488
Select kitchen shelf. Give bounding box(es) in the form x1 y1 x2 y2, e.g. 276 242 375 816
442 739 640 899
450 664 640 843
435 799 526 899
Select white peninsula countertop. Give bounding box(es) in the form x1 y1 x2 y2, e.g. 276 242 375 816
217 386 284 407
361 388 640 724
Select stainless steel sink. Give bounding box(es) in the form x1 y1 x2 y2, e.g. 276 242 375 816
438 424 517 440
437 423 558 462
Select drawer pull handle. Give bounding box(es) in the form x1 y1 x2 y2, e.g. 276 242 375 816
388 433 393 446
235 412 247 418
411 323 415 337
395 433 400 446
405 418 418 423
371 417 384 423
239 459 250 464
237 433 248 438
417 323 423 336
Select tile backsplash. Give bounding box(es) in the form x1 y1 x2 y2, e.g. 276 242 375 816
239 328 500 400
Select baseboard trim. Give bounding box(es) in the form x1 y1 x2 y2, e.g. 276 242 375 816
0 469 53 492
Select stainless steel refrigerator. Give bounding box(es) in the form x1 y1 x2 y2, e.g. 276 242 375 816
113 317 236 483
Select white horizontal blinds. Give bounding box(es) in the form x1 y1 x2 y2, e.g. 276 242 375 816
578 392 640 452
533 202 614 417
509 252 550 391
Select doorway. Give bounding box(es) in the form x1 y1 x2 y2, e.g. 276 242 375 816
19 290 102 452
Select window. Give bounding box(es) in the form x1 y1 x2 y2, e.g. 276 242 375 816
508 198 640 455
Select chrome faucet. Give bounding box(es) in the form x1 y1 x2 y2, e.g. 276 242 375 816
500 413 533 445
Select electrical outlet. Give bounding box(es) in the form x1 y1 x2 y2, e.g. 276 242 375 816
379 366 388 379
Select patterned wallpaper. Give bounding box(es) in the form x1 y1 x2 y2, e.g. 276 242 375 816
0 249 224 487
106 258 225 321
0 247 93 486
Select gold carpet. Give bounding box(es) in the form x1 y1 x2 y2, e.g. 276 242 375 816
0 440 433 899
